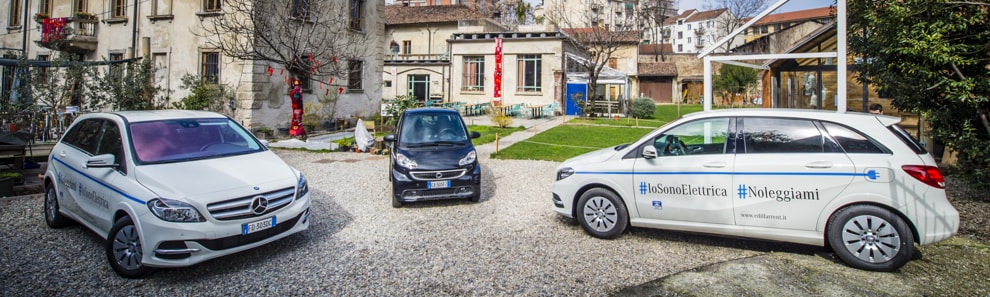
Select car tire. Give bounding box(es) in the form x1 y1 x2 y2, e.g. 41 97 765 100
576 188 628 239
469 193 481 203
826 204 914 272
105 216 152 278
44 185 70 228
391 182 402 208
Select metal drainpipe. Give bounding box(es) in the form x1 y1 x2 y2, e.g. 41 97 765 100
22 0 31 57
131 0 139 58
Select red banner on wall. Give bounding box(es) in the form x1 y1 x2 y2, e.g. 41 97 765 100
493 37 503 105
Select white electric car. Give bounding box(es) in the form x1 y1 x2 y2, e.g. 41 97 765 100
552 108 958 272
44 110 311 278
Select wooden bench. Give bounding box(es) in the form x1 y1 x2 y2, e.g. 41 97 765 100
0 144 27 170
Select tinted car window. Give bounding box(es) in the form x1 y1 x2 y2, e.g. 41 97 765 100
742 117 830 153
651 118 730 156
96 121 127 174
398 113 469 146
890 124 928 154
822 122 888 154
130 118 262 163
62 119 104 155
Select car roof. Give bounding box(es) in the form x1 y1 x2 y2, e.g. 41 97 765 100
681 108 902 126
96 110 229 123
404 107 458 115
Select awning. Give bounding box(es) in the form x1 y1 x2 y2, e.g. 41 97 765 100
565 53 629 84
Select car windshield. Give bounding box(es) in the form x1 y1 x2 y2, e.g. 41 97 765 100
398 113 470 147
129 118 263 163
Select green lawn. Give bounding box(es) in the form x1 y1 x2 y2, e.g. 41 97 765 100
492 104 703 162
491 125 651 162
468 125 525 146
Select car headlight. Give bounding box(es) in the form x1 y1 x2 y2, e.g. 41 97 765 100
557 167 575 181
396 153 418 169
296 173 310 198
459 150 477 166
147 198 205 222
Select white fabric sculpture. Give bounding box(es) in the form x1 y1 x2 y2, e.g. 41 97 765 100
354 119 375 152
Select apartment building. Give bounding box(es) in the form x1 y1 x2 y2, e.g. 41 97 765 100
1 0 384 130
663 8 738 54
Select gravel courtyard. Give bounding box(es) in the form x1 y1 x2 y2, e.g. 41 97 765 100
0 148 790 296
3 119 986 295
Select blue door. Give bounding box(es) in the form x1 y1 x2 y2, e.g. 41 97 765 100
565 83 587 115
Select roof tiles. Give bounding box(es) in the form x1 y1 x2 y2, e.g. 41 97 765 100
385 4 487 25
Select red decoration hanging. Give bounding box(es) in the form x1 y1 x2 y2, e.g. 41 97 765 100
338 87 344 94
328 77 333 84
325 89 330 96
267 66 274 76
279 69 284 75
333 56 337 63
309 53 314 62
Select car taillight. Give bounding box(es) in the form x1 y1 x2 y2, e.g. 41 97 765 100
902 165 945 189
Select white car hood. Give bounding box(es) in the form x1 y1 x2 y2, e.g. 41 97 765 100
561 145 622 168
135 151 297 203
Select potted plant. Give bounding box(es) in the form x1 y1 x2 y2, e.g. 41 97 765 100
34 12 49 22
334 138 354 152
253 127 274 139
74 11 96 20
0 171 22 197
302 102 323 133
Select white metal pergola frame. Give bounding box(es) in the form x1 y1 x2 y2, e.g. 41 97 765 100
697 0 848 113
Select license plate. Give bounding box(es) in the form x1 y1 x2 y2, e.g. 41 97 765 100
428 180 450 189
242 217 277 235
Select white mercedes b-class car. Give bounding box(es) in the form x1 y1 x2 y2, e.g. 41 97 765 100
44 110 311 278
551 108 958 272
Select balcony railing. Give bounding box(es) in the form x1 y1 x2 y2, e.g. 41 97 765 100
384 53 449 62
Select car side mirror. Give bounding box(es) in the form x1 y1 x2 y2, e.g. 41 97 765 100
470 131 481 139
642 146 657 159
384 134 396 142
86 154 118 169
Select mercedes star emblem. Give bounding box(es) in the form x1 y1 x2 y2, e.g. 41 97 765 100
250 196 269 215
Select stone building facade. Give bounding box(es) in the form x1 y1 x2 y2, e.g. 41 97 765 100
1 0 384 131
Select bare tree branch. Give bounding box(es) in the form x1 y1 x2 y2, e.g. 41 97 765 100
708 0 770 52
640 0 676 62
543 0 640 115
196 0 375 87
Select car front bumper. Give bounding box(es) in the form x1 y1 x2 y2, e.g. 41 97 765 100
136 194 311 268
392 166 480 202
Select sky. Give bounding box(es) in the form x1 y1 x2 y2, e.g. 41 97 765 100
676 0 835 14
523 0 834 14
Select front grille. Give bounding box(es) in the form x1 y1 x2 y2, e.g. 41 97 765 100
401 187 474 200
195 212 302 251
206 187 295 221
410 169 466 181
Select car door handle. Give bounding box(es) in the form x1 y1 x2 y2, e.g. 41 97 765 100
805 161 833 169
59 151 66 157
703 161 726 168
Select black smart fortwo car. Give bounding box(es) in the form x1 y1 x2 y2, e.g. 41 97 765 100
385 108 481 208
